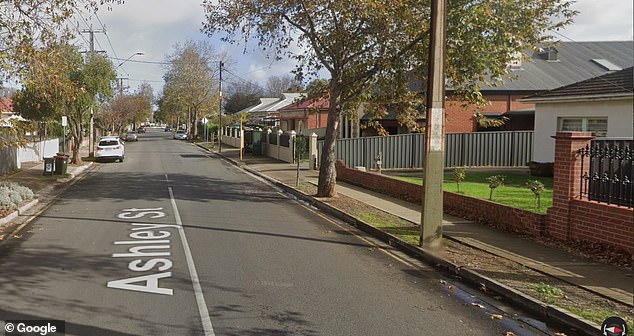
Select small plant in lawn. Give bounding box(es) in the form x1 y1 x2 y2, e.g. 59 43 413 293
526 180 545 210
453 167 466 193
486 175 505 201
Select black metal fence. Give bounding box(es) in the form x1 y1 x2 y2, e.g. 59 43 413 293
579 139 633 208
279 134 290 148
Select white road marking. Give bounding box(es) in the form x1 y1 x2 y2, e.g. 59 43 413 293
168 186 215 336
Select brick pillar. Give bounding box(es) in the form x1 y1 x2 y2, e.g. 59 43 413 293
546 132 594 240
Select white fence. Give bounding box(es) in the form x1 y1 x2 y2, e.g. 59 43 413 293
221 128 296 163
18 138 59 163
0 138 59 174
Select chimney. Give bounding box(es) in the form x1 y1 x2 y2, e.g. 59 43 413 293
547 47 558 62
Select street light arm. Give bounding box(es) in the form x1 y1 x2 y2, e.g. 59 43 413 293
116 52 144 69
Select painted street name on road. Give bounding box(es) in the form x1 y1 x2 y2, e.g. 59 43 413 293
107 208 178 295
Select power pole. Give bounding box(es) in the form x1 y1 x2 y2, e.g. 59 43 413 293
218 61 224 153
81 26 105 158
420 0 447 248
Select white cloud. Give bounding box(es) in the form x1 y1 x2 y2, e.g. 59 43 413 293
557 0 633 40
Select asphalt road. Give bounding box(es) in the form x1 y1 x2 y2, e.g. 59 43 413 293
0 129 543 335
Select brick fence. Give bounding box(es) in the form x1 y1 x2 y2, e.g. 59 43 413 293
546 132 633 254
335 131 633 255
335 160 546 236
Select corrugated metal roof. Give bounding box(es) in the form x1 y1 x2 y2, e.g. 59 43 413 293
239 93 305 114
279 95 330 111
477 41 633 92
523 67 633 100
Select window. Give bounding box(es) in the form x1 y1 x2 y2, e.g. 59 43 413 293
557 117 607 137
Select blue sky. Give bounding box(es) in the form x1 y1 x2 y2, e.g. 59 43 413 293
76 0 634 96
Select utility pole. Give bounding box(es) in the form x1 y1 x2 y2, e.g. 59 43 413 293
420 0 447 248
81 26 105 158
218 61 224 153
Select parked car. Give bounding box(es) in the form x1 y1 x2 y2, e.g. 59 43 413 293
125 131 138 142
95 136 125 162
138 127 146 133
173 130 187 140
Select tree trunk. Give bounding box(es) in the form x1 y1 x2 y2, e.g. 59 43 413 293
316 80 342 198
69 109 83 165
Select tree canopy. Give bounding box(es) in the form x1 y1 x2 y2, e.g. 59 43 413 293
13 43 116 163
224 80 265 114
203 0 576 197
160 40 224 137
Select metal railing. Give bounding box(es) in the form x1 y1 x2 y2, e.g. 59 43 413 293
579 139 633 208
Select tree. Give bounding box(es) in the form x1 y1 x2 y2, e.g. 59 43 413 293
203 0 576 197
106 89 152 135
131 83 154 127
224 81 264 114
526 180 545 210
1 1 120 78
162 40 223 138
453 167 466 194
486 175 505 201
13 43 116 164
1 1 120 149
265 75 303 97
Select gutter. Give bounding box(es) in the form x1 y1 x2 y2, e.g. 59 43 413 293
520 93 633 103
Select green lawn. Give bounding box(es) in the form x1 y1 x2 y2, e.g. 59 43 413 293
392 172 553 214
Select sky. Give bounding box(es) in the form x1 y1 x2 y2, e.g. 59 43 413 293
74 0 634 96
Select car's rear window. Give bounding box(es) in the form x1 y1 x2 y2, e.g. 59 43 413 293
99 140 119 146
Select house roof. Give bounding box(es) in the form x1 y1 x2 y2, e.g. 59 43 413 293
521 67 633 102
452 41 633 92
0 97 12 113
240 93 305 114
278 95 329 112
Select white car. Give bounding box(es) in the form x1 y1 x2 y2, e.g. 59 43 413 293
96 136 125 162
173 130 187 140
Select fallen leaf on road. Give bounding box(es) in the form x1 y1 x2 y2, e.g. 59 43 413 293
448 285 456 292
491 314 503 320
505 332 516 336
439 280 447 285
471 303 485 309
554 333 567 336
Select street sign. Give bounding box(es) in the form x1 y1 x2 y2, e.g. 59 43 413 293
201 117 208 125
61 116 68 127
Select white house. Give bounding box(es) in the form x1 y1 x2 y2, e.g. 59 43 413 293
522 67 633 162
238 93 304 127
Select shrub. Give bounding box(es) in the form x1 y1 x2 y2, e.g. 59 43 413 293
526 180 545 210
0 182 34 211
486 175 505 201
453 167 466 193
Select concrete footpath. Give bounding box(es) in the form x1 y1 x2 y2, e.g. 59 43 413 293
209 145 633 327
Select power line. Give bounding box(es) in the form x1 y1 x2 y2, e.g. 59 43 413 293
95 11 119 60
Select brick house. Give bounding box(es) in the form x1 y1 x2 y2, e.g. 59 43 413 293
278 95 330 136
446 41 633 133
